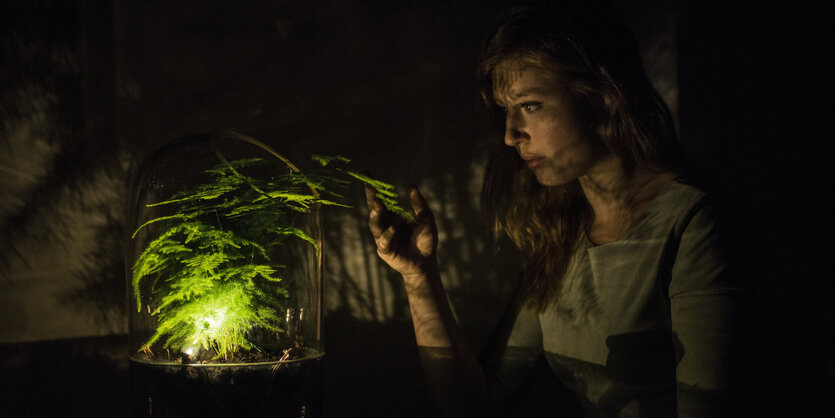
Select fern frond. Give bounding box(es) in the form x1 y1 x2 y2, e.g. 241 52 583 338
275 226 317 248
254 191 317 209
311 154 350 166
317 199 352 208
203 157 267 175
345 171 397 197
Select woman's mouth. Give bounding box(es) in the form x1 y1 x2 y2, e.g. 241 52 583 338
522 155 544 169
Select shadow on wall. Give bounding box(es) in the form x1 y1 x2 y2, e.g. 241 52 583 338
0 0 127 342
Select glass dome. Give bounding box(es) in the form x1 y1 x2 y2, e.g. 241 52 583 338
126 131 323 417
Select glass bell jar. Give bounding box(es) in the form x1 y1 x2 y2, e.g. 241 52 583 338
126 131 323 417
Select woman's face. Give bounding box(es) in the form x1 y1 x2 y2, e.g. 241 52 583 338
492 60 605 186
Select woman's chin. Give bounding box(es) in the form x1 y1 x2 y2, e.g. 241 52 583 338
533 170 573 187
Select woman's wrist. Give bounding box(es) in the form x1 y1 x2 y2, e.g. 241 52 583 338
402 272 431 294
402 260 440 297
402 259 440 286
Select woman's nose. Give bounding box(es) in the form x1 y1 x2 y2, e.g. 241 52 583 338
504 111 528 146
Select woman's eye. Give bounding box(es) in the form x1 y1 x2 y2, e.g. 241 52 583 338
521 102 541 112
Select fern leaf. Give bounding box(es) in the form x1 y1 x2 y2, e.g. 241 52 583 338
311 154 351 167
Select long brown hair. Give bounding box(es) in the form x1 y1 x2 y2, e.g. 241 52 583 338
479 1 680 311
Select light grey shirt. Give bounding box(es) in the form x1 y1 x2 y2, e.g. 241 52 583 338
489 179 750 417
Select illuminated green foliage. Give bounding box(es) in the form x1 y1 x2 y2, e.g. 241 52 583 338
345 171 415 222
132 155 408 360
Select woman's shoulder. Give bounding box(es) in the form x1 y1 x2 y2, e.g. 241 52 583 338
635 174 736 245
660 175 708 204
654 175 740 250
646 176 711 221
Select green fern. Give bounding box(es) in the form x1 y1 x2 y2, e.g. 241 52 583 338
345 171 415 222
132 154 410 361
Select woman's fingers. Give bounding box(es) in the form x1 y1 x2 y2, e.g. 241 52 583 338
377 224 397 255
367 199 385 238
408 186 433 223
364 184 377 210
367 184 404 251
367 182 432 258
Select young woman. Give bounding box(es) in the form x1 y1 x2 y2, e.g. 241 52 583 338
366 2 750 416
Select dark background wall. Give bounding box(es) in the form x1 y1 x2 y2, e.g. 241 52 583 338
1 0 831 416
676 2 833 415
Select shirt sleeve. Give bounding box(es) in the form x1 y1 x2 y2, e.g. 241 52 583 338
669 200 752 416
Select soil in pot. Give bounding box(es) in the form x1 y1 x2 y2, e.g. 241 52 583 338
130 347 323 418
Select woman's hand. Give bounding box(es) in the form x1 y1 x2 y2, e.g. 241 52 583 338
365 184 438 280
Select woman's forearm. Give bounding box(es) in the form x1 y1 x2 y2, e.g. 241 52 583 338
402 264 456 347
402 262 489 416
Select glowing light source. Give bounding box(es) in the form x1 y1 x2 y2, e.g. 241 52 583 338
198 308 227 335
